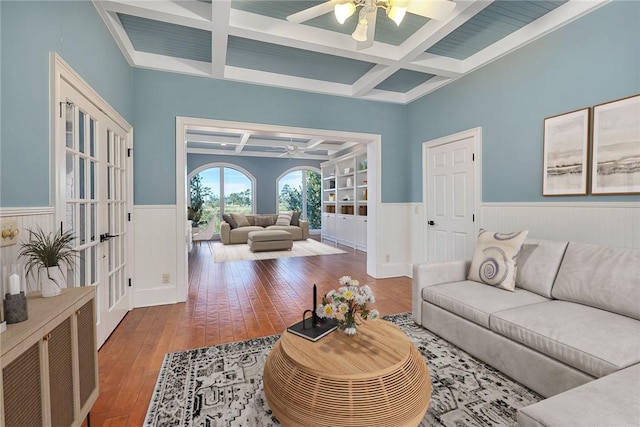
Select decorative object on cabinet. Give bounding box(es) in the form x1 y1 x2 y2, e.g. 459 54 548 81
591 94 640 195
18 227 77 297
542 108 590 196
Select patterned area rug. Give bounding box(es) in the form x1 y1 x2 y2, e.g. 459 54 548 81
212 239 346 263
144 313 542 427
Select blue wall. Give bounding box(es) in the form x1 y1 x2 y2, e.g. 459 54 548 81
407 1 640 202
0 0 133 207
187 154 322 213
132 69 407 205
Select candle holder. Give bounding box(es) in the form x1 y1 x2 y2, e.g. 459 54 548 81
2 264 28 324
286 284 337 342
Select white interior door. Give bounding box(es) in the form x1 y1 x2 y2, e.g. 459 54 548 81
58 79 131 348
424 134 477 262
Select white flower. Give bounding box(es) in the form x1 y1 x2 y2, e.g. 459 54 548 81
362 285 372 296
342 289 355 300
355 295 366 305
316 305 326 318
368 295 376 303
326 290 335 299
369 309 380 320
343 326 357 335
338 276 352 286
350 279 359 287
338 303 349 314
321 304 336 318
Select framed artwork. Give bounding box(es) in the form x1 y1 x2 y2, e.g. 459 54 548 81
542 108 590 196
591 94 640 195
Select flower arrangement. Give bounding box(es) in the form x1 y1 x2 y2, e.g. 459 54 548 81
316 276 379 335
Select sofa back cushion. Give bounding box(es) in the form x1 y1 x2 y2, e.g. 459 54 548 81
552 242 640 320
254 215 275 227
515 239 568 298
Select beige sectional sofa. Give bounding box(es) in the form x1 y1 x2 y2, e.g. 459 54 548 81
220 214 309 245
412 239 640 426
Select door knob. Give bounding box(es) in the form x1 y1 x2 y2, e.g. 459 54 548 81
427 220 435 226
100 233 116 242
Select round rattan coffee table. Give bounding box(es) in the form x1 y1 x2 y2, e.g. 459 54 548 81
263 320 431 427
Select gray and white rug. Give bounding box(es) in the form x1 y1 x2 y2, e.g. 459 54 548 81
144 313 542 427
212 239 346 263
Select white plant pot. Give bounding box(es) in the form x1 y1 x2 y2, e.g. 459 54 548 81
40 266 65 297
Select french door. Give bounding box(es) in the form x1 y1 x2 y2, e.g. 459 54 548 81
57 78 132 348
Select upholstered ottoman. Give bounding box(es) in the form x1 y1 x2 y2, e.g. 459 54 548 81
248 230 293 252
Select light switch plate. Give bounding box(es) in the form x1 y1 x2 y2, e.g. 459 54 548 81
1 219 19 247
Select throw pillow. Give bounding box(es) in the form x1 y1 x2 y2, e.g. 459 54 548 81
222 214 238 229
290 211 301 226
467 229 529 291
231 213 250 227
254 215 275 227
275 211 293 226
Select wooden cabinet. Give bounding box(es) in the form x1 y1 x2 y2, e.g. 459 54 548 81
0 287 98 427
321 149 367 249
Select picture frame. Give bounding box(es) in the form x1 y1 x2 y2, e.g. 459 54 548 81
542 108 590 196
591 94 640 195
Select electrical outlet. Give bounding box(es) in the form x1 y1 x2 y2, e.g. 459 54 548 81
162 273 170 284
385 254 390 262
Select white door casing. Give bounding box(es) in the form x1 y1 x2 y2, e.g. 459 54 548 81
54 55 133 348
423 128 482 263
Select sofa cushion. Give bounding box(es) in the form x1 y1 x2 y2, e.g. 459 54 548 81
290 211 301 226
275 211 293 226
491 300 640 378
422 280 549 329
231 212 250 227
229 226 264 244
254 215 275 227
468 229 529 291
222 214 238 229
266 225 303 240
515 239 568 298
552 242 640 320
517 363 640 427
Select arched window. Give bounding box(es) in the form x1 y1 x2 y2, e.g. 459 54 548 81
188 164 255 234
277 168 321 230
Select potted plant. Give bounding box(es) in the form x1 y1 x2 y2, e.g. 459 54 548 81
19 227 77 297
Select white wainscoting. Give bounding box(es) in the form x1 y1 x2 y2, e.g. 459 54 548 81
375 203 415 278
481 202 640 249
133 205 183 307
0 208 55 292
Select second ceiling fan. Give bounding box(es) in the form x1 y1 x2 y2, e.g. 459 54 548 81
287 0 457 49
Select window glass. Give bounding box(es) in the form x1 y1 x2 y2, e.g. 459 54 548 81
277 169 321 230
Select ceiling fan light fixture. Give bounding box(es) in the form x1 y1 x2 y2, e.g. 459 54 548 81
335 2 356 24
387 5 407 26
351 18 369 41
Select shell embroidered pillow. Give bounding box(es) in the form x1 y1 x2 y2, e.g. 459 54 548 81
467 229 529 291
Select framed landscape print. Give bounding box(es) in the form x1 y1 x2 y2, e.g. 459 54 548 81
591 94 640 194
542 108 590 196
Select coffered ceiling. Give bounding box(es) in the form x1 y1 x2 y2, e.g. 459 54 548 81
94 0 608 104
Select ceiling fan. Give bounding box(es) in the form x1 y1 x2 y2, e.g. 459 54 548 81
286 0 456 49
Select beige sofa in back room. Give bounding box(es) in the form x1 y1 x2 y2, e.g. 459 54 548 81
220 213 309 245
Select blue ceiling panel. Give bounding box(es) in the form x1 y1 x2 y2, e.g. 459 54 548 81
226 36 375 84
374 69 435 93
118 13 212 62
426 1 566 60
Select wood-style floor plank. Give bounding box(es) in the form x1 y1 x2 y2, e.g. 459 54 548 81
88 241 412 426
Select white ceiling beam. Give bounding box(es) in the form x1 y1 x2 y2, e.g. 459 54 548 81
133 51 211 77
462 0 610 74
92 5 136 66
235 133 251 153
187 147 330 160
405 53 464 78
187 135 240 145
305 139 325 150
229 10 400 65
211 1 231 78
351 0 493 97
98 0 212 30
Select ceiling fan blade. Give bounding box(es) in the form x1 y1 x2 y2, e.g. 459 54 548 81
407 0 456 21
355 9 376 51
286 1 337 24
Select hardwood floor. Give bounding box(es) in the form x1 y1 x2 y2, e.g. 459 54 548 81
88 240 412 426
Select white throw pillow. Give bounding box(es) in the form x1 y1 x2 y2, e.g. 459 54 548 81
467 229 529 291
275 211 293 226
